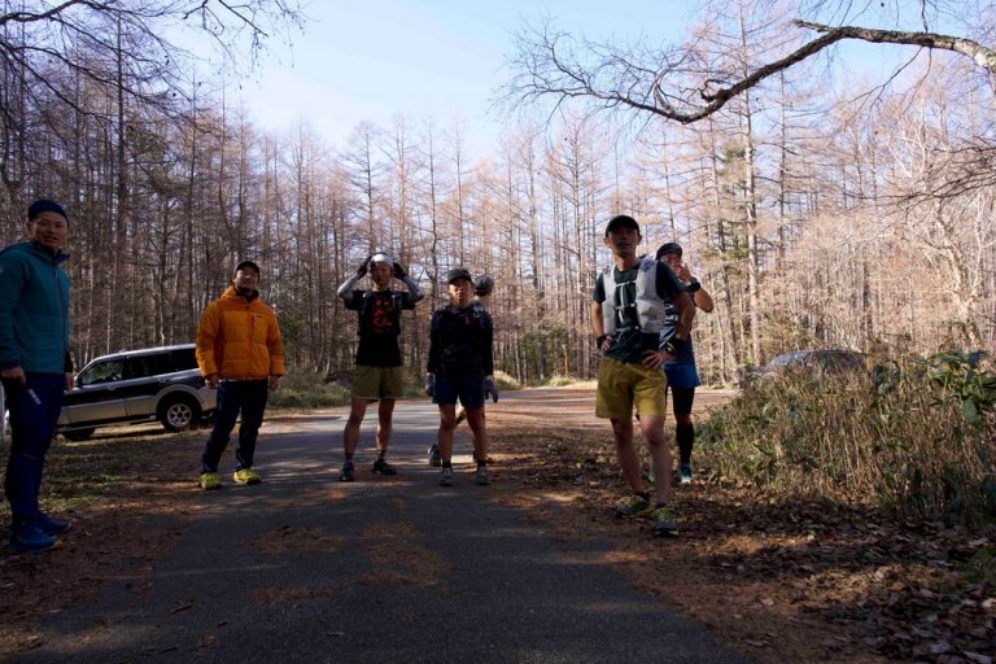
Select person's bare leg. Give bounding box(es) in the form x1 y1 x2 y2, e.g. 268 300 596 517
375 398 396 455
437 405 457 461
640 414 671 506
343 398 370 456
610 417 647 495
465 407 488 460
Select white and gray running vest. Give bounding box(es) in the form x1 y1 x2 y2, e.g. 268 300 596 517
600 256 667 335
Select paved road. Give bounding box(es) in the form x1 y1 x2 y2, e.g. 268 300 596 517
16 392 752 664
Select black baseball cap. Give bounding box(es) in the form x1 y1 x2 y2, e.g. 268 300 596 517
446 268 473 285
656 242 683 259
235 260 260 275
605 214 640 236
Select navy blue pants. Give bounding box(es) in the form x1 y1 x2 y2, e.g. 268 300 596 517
201 379 269 473
4 373 65 523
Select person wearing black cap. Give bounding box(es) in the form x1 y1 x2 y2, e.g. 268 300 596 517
428 272 498 467
0 199 74 553
655 242 714 485
592 214 695 537
195 260 284 490
335 252 424 481
425 268 495 486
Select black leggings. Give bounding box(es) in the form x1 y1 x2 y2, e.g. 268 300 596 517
667 386 695 417
667 386 696 466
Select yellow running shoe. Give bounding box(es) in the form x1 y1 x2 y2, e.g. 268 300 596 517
614 494 652 518
233 468 262 485
200 472 221 490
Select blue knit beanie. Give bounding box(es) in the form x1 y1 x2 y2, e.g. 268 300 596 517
27 199 68 222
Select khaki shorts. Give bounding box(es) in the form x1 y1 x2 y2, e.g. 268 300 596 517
351 365 405 400
595 356 668 420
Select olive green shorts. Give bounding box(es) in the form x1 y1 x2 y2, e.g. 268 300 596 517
351 365 405 400
595 356 668 420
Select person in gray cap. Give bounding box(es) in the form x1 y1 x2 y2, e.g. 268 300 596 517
425 268 495 487
336 252 424 481
0 199 74 553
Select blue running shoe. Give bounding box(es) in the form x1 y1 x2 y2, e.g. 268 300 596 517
34 513 70 534
10 523 62 553
679 464 693 485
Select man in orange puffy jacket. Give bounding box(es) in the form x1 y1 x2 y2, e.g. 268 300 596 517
195 260 284 490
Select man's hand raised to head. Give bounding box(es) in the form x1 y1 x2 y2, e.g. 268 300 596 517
357 256 372 278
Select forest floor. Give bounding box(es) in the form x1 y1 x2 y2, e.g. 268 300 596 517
0 387 993 663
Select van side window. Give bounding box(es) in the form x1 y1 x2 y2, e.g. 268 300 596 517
81 360 124 385
170 348 198 372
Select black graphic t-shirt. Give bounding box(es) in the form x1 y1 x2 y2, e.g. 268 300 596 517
343 290 417 366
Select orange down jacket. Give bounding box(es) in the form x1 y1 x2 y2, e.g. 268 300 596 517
196 286 285 380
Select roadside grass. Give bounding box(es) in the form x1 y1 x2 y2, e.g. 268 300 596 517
3 426 202 526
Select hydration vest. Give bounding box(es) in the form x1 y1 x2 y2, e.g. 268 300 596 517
431 302 489 335
600 256 667 335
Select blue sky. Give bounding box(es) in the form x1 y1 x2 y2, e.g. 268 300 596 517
235 0 698 152
232 0 943 155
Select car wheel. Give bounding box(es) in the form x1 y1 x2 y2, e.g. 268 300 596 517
158 396 201 432
63 427 96 442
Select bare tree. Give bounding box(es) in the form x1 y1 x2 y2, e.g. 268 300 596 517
503 2 994 127
0 0 305 203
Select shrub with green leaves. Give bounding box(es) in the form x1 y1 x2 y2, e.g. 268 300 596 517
267 369 352 408
698 350 995 530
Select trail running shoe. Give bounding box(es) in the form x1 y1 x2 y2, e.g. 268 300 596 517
200 472 221 490
679 464 693 485
372 458 397 476
234 468 262 485
339 462 355 482
651 504 679 537
475 465 490 486
428 444 442 467
9 524 62 554
615 494 652 518
439 466 454 487
34 513 70 534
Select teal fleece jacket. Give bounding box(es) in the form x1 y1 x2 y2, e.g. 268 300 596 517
0 241 71 374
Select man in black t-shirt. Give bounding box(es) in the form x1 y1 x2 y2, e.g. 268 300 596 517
336 252 424 481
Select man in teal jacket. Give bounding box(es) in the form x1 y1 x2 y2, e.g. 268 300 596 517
0 199 74 553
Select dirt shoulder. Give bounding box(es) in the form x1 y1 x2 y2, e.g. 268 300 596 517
1 388 992 663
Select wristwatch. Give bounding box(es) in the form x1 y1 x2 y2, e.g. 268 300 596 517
687 280 702 294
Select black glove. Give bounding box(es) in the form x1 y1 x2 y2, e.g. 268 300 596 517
357 256 372 277
661 335 686 356
424 375 435 397
484 377 499 403
393 262 408 279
